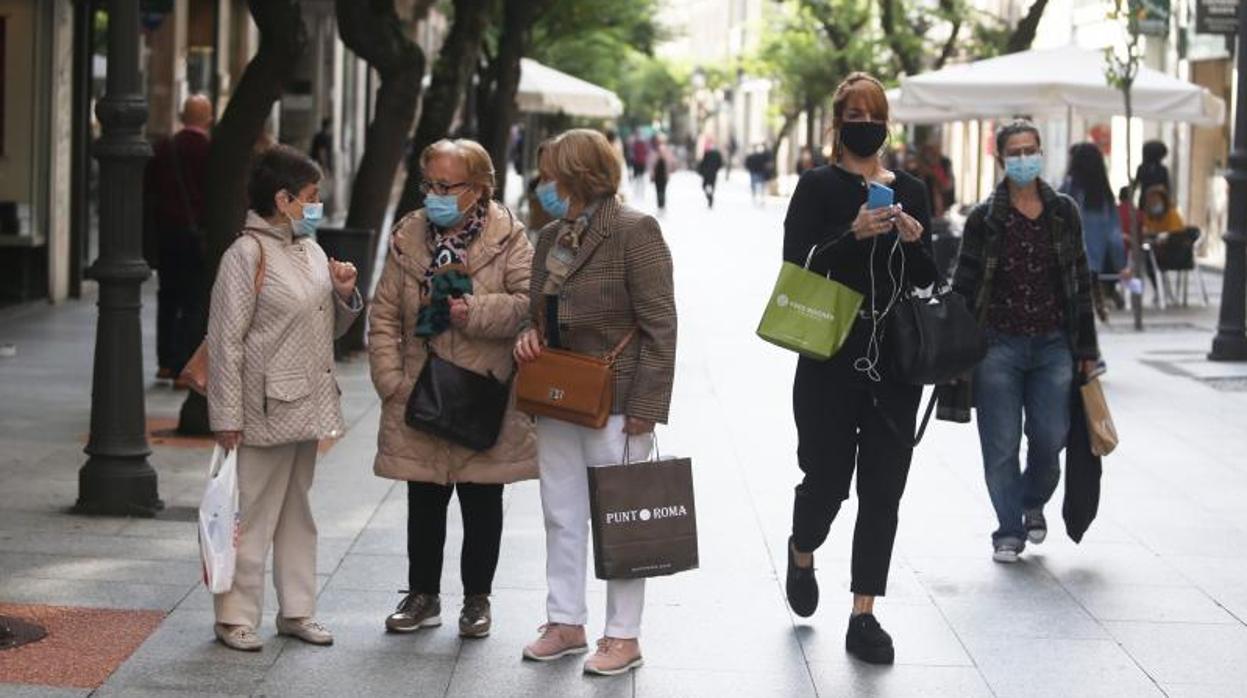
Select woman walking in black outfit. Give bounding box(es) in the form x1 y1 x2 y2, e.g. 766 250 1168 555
781 74 938 665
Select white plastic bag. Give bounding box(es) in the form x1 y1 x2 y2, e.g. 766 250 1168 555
198 445 240 594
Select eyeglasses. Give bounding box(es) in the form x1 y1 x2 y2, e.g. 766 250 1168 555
420 180 470 195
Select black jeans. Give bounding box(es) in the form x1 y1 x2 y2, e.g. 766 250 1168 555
156 231 206 372
407 481 504 596
654 179 668 210
790 357 921 597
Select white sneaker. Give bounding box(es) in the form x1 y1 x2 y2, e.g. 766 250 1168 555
1024 509 1048 545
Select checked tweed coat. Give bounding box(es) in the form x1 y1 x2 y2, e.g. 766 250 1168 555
528 196 677 424
207 211 362 447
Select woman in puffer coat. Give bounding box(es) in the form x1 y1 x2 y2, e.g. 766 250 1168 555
368 138 537 640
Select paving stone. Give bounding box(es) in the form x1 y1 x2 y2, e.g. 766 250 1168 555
100 656 267 695
1106 621 1247 687
934 595 1109 641
635 667 817 698
0 686 90 698
445 656 632 698
0 576 191 611
259 649 455 697
965 637 1163 697
796 604 973 668
0 552 201 586
1063 583 1239 624
809 662 993 698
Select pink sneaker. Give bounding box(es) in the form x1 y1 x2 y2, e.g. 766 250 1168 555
522 623 589 661
583 637 643 676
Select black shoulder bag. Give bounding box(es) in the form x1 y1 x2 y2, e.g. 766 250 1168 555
398 213 513 452
886 286 986 387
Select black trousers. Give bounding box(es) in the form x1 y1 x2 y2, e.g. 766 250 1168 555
407 481 504 596
156 231 206 372
701 175 717 206
790 355 921 597
654 179 668 209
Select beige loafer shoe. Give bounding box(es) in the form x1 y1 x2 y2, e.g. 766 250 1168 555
276 617 334 646
214 623 262 652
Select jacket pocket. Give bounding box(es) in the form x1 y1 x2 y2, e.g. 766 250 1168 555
266 371 312 403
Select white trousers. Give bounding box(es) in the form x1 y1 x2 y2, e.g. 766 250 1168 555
214 440 319 629
537 415 652 639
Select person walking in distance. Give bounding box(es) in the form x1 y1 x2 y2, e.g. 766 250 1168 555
145 94 212 384
207 145 362 651
782 74 938 665
368 139 537 640
650 135 672 213
630 134 650 200
516 129 677 676
697 139 724 208
952 120 1099 564
745 144 769 206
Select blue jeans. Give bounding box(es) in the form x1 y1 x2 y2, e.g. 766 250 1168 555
974 331 1073 545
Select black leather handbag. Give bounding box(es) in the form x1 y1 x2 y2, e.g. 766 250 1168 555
405 353 511 452
886 288 987 386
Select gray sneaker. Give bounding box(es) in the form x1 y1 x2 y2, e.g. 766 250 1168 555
459 594 491 639
386 592 441 633
1024 509 1048 545
992 540 1024 564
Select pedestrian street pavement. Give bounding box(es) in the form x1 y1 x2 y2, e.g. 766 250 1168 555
2 171 1247 697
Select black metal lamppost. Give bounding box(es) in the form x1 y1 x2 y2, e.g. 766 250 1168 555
1210 0 1247 362
75 0 162 515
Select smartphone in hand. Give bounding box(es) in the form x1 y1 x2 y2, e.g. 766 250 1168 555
867 182 894 210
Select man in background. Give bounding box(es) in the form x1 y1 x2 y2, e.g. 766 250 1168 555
145 94 212 384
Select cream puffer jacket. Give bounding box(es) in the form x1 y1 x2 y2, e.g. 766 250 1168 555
368 202 537 485
207 211 362 447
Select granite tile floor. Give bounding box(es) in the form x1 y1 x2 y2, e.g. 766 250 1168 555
1 173 1246 697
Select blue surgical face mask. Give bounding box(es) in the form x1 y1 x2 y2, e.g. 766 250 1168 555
291 201 323 238
536 180 570 219
425 193 466 228
1003 153 1044 186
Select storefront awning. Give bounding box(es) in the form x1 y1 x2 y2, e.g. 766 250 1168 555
516 58 624 119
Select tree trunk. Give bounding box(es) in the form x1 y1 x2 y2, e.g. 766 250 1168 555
1005 0 1050 54
804 99 817 153
178 0 307 435
394 0 493 221
336 0 427 238
478 0 548 201
772 111 799 169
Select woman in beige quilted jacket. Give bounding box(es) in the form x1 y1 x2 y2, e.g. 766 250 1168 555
206 145 362 652
368 139 537 640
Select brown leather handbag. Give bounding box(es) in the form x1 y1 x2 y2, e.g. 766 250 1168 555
179 234 266 395
515 329 637 429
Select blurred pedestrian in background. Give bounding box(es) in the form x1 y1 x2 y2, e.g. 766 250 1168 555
795 145 817 177
1134 140 1171 209
1140 183 1192 305
745 144 770 206
145 94 212 384
368 139 537 641
920 142 955 219
207 145 362 652
517 129 676 676
308 117 334 212
650 134 673 213
782 73 937 667
697 138 724 208
1062 142 1127 323
953 120 1098 565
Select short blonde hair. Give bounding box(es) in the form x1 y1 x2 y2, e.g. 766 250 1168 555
542 129 621 203
420 138 496 199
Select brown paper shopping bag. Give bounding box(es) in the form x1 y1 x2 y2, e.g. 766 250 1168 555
587 446 699 580
1080 377 1118 457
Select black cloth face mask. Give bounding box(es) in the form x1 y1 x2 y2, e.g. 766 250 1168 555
840 121 888 158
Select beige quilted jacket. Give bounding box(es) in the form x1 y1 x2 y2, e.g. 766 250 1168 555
368 202 537 485
207 211 362 447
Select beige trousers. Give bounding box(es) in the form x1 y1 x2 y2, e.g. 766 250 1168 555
214 440 319 628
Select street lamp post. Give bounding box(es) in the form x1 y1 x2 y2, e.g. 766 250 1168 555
1210 2 1247 362
75 0 162 516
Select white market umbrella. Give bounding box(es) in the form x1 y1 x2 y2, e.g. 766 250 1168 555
898 46 1225 126
886 88 969 124
516 58 624 119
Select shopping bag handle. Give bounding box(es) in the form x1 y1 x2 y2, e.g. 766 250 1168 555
621 431 661 465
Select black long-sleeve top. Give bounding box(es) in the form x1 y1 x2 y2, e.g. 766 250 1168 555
783 165 939 304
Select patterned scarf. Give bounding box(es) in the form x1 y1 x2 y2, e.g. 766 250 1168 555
414 201 487 337
541 198 605 295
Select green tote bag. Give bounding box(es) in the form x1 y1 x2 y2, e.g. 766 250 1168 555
756 245 864 361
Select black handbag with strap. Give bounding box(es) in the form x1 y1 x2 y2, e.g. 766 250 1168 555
405 352 511 452
886 287 986 387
